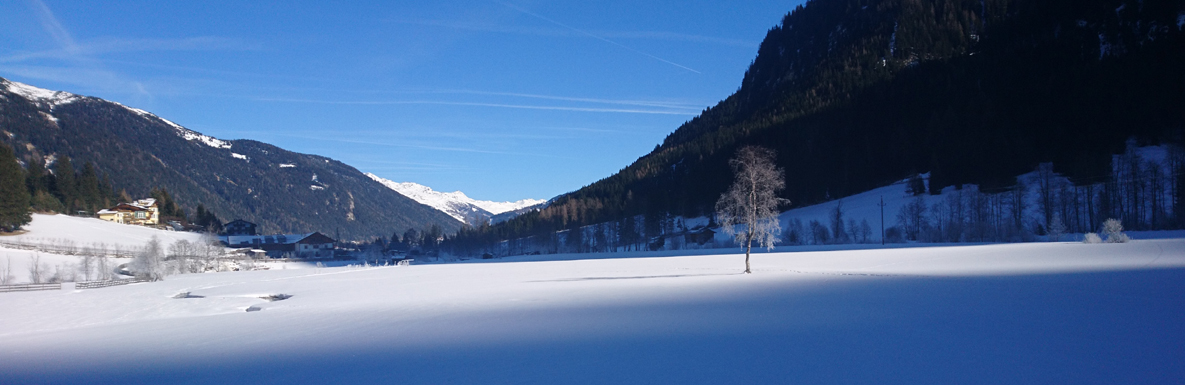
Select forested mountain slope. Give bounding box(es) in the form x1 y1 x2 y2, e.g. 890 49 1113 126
0 78 460 239
470 0 1185 244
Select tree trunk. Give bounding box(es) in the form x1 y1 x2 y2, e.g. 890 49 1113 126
744 232 752 274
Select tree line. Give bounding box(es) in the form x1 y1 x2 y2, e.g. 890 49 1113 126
0 143 222 233
786 142 1185 246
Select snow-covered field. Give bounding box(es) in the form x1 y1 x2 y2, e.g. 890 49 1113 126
3 213 205 249
0 214 207 283
1 239 1183 384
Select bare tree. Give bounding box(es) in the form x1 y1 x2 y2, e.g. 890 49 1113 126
197 234 225 272
0 255 13 285
809 220 830 245
716 146 788 274
96 254 112 281
133 236 167 281
28 254 44 284
830 200 847 243
1048 215 1066 242
1036 163 1056 229
169 240 198 274
897 195 928 241
79 254 95 281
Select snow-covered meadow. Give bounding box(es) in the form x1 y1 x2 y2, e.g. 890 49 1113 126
3 213 206 250
1 237 1183 384
0 214 211 284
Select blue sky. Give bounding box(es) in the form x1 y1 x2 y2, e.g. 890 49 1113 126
0 0 798 202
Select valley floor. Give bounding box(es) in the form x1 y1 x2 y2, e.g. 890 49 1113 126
1 239 1183 384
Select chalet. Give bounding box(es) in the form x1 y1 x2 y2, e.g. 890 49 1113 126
643 225 718 251
222 219 258 236
684 226 716 246
220 232 336 259
97 198 160 226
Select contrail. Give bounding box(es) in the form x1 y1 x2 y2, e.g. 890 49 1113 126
495 1 702 74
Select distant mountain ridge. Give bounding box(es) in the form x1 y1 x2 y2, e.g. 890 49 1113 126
0 78 461 240
366 173 545 225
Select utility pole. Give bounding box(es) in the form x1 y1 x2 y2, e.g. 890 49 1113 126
878 196 887 245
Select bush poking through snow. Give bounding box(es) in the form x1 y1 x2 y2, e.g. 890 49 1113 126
1083 233 1102 244
245 306 262 312
1101 219 1129 243
260 294 292 302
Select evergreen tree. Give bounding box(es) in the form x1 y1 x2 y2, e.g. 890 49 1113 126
193 204 223 233
25 155 47 194
52 155 77 213
24 155 64 213
423 224 443 250
403 228 420 248
150 188 183 218
79 162 101 213
0 144 32 231
99 173 114 208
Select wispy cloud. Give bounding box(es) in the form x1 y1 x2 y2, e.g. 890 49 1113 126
426 89 704 110
395 19 755 48
236 85 709 111
271 133 573 159
7 0 261 100
27 0 78 54
339 159 472 172
495 1 702 74
0 36 261 63
253 97 698 115
17 0 149 99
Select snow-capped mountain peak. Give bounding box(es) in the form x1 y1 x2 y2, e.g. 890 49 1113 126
366 173 545 224
0 78 80 107
0 78 232 150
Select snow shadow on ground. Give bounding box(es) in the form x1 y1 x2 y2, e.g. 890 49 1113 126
529 272 745 282
2 267 1182 385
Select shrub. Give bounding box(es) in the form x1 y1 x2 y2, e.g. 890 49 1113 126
1083 233 1102 244
1101 219 1129 243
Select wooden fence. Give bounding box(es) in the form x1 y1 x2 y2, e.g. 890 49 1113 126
0 282 61 293
0 278 151 293
76 278 150 289
0 239 138 258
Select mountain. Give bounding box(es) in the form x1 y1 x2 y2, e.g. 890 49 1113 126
0 78 461 240
366 173 545 225
453 0 1185 247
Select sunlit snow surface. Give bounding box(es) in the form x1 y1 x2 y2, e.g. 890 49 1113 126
1 238 1183 384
